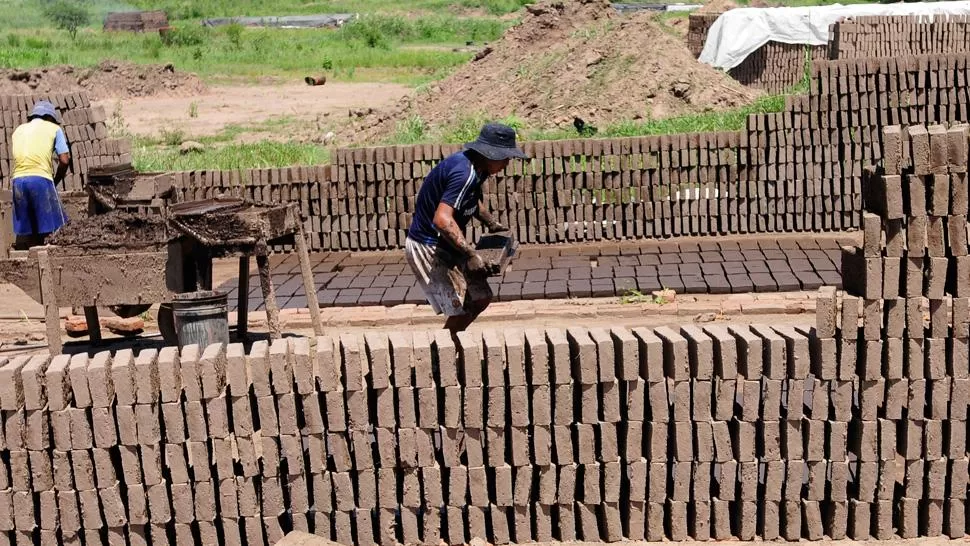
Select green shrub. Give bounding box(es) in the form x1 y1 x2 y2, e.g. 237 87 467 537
6 34 21 47
225 22 243 50
44 1 90 41
160 24 207 47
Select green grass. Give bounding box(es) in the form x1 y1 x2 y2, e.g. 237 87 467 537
385 94 787 146
0 0 515 83
133 140 330 171
125 0 535 19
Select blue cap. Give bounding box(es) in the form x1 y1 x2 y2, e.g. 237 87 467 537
28 100 60 124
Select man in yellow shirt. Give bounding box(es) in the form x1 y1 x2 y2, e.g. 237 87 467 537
11 100 70 249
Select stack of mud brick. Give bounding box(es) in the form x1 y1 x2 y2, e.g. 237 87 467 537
102 11 169 32
728 42 828 92
0 93 131 192
5 317 943 545
829 15 970 60
820 122 970 539
329 133 749 249
169 166 328 251
687 13 720 57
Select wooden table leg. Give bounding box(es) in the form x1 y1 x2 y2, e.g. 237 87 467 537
83 306 102 345
237 256 250 340
36 250 63 356
293 225 324 336
256 255 281 340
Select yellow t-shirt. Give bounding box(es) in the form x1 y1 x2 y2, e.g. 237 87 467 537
11 118 67 181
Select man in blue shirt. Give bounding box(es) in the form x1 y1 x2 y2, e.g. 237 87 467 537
405 123 527 333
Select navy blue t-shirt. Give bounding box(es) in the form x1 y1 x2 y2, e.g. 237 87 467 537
408 151 483 246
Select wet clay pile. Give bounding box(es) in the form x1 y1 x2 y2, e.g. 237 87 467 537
352 0 759 141
0 60 206 100
48 211 171 251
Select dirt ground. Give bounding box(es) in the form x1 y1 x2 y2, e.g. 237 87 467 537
99 82 411 140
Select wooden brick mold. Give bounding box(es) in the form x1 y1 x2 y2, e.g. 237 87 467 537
0 307 969 543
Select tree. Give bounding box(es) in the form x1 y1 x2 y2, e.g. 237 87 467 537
45 1 90 41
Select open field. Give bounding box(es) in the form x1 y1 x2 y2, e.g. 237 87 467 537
0 0 842 168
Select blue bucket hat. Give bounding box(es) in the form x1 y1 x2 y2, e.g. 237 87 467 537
464 123 528 161
28 100 60 124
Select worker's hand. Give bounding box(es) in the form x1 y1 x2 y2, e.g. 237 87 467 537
465 253 491 276
486 221 508 233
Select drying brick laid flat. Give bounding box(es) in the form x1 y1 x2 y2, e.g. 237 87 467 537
216 235 849 310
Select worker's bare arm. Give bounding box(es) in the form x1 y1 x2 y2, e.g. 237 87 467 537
433 202 475 257
53 152 70 184
474 199 506 232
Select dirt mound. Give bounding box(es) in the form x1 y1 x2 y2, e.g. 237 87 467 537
697 0 740 14
0 60 206 100
352 0 759 142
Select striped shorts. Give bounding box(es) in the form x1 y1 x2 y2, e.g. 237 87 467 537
404 237 493 316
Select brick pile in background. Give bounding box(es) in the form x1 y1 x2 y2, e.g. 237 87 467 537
816 122 970 539
687 13 970 93
48 51 966 257
218 235 848 311
727 43 827 92
0 93 131 192
687 13 720 57
829 15 970 60
102 11 169 32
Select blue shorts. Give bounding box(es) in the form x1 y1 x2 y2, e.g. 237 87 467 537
12 176 68 236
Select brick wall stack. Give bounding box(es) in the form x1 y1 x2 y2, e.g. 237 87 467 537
822 122 970 539
687 13 720 57
829 15 970 60
103 11 169 32
3 308 970 545
727 43 826 92
0 93 131 192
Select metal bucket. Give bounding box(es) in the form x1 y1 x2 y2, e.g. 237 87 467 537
171 290 229 349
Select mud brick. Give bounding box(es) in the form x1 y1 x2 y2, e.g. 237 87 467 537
925 257 949 299
314 336 341 392
224 343 249 396
751 325 787 379
760 421 781 461
264 515 286 545
654 326 689 380
647 462 667 503
491 505 512 544
630 327 663 382
897 496 922 539
267 338 293 394
928 377 952 419
667 499 689 541
925 419 945 458
347 389 369 430
566 328 597 385
670 380 691 421
952 338 970 379
64 354 91 409
859 379 885 420
4 410 23 451
488 385 507 427
710 499 732 540
671 461 690 500
733 420 756 462
646 380 669 422
815 286 838 338
468 467 488 506
846 498 872 540
24 409 48 450
20 355 47 411
681 325 713 379
841 247 881 299
855 420 879 461
178 345 204 401
713 379 735 420
0 357 28 411
737 501 758 540
739 380 761 421
862 299 882 341
946 498 967 538
155 346 181 403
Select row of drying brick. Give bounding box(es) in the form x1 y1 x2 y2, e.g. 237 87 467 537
829 18 970 61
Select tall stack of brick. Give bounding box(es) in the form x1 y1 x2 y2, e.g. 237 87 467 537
6 311 970 543
103 11 169 32
829 15 970 60
0 93 131 192
817 122 970 539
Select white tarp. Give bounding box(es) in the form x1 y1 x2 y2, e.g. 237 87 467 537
699 2 970 70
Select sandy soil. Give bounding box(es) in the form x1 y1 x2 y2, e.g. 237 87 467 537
98 82 411 139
